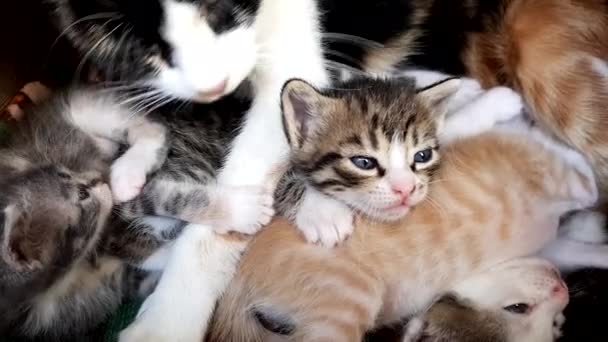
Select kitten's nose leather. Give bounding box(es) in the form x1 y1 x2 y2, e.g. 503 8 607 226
392 183 415 201
197 78 228 98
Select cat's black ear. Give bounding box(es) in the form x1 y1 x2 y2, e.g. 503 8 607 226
417 77 461 129
280 79 328 149
1 205 43 271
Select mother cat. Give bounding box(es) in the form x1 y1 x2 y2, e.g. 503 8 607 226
50 0 608 241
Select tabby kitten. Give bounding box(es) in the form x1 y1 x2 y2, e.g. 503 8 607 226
118 76 460 342
206 116 598 341
273 76 459 245
0 87 253 339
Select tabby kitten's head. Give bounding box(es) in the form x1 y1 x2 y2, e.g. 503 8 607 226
0 164 112 278
280 76 460 221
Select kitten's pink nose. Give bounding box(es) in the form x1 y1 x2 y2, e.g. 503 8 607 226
197 78 228 99
391 182 415 202
547 267 569 302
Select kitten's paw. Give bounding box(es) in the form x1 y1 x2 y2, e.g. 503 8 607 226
556 148 598 208
110 158 147 202
295 189 354 247
212 186 275 235
553 313 565 339
482 86 524 122
447 78 484 113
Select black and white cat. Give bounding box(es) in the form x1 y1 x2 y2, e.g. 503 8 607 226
50 0 458 244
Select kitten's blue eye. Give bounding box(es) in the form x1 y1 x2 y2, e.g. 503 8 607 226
503 303 530 314
350 156 377 170
414 149 433 163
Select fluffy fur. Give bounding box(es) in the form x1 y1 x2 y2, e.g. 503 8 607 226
0 87 252 339
206 123 597 341
119 76 459 341
50 0 608 203
399 258 568 342
274 76 459 244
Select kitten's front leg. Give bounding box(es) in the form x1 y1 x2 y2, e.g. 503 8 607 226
110 121 168 202
121 179 274 235
294 187 354 247
119 226 247 342
67 90 168 202
215 0 328 234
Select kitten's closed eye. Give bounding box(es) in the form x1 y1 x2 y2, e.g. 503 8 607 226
503 303 531 314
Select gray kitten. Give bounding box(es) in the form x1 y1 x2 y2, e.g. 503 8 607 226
0 87 250 340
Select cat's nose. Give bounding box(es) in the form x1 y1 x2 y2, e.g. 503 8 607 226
197 78 228 99
391 182 415 198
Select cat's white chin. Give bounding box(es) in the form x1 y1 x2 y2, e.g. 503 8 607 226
369 205 411 222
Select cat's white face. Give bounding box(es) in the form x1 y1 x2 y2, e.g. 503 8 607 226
452 258 569 341
156 1 258 102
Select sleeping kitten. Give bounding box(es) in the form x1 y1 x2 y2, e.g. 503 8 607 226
50 0 608 243
205 112 597 341
401 69 608 274
399 258 568 342
0 87 255 339
118 75 459 342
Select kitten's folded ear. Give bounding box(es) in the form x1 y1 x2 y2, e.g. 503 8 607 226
416 77 461 129
1 205 44 271
280 79 332 150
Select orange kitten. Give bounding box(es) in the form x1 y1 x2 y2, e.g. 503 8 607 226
207 125 597 342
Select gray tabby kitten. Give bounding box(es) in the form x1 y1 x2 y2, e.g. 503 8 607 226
0 87 250 340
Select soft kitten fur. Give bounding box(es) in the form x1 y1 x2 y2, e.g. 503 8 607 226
118 76 458 342
0 87 252 339
401 69 608 275
398 257 567 342
205 118 597 341
50 0 608 246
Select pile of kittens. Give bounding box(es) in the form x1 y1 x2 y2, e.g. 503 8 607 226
1 0 607 341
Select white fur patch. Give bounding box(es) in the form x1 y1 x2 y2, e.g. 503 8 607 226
294 186 354 247
157 0 256 101
440 86 524 144
591 57 608 78
560 211 607 244
119 225 247 342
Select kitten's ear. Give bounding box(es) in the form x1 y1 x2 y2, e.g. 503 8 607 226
417 77 461 129
280 79 329 149
1 205 43 271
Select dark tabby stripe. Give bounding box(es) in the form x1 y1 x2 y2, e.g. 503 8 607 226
332 166 365 187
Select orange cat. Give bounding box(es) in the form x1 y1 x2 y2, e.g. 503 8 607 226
207 124 597 342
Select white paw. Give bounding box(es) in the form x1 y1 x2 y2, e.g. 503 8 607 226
447 77 484 113
213 186 275 235
295 189 354 247
481 86 524 123
110 157 147 202
560 211 607 244
557 148 598 208
553 313 565 339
